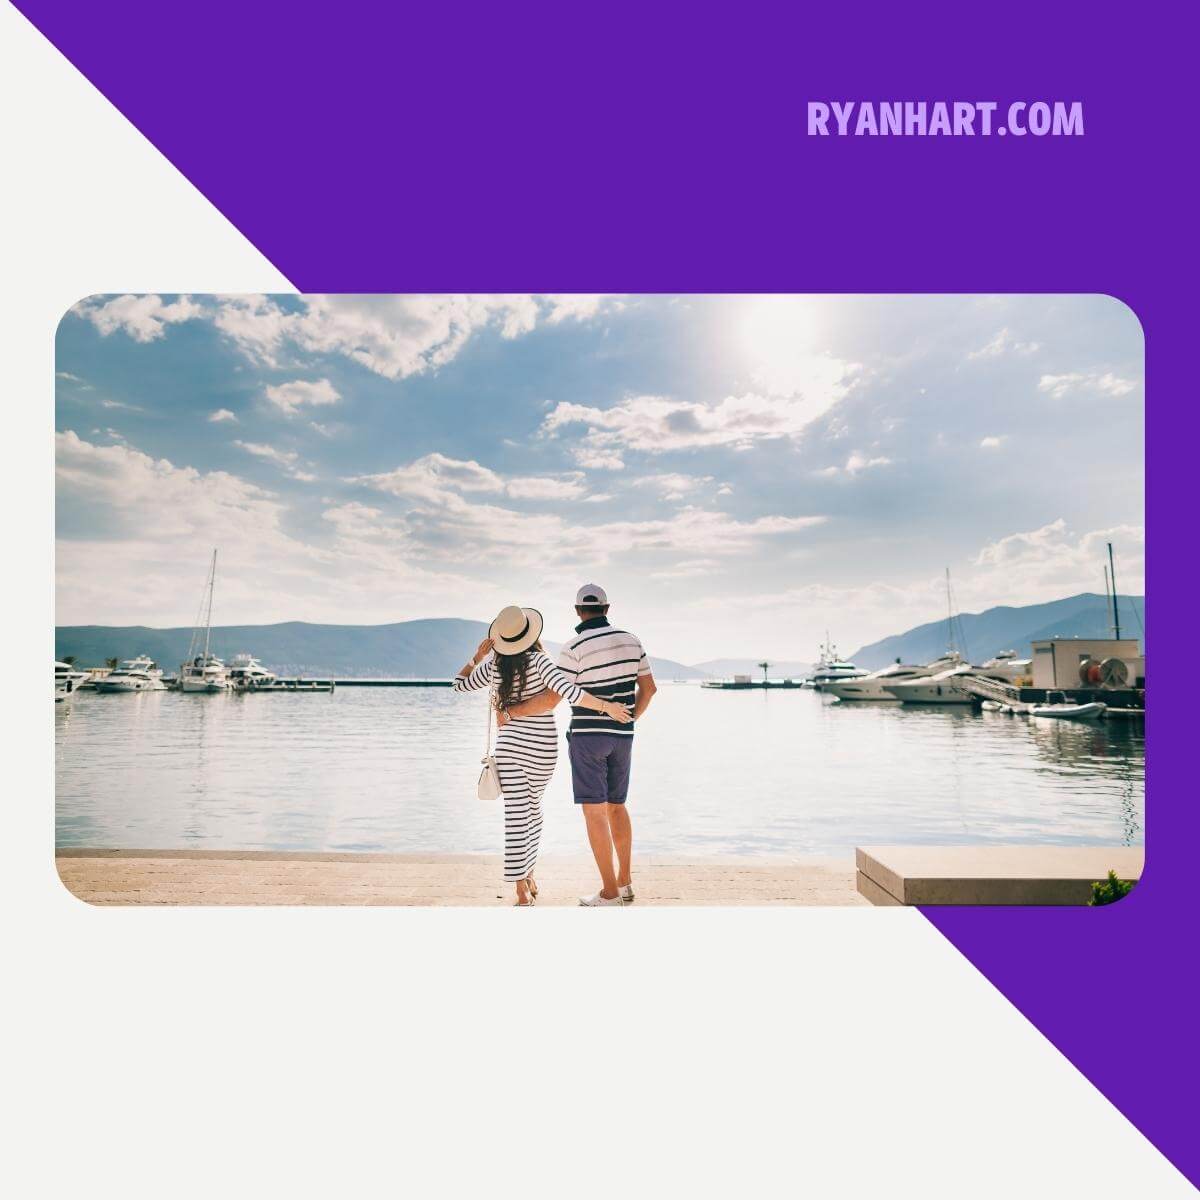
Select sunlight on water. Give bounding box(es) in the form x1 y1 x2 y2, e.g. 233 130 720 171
55 684 1144 856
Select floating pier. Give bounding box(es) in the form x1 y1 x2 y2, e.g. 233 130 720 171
332 679 454 687
248 678 335 692
701 679 807 690
855 845 1144 905
958 674 1145 715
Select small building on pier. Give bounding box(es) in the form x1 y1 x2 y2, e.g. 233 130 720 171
1030 638 1144 690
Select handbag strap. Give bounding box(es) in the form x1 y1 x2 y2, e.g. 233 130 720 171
484 684 495 757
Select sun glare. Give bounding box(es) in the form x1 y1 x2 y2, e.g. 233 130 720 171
738 295 821 369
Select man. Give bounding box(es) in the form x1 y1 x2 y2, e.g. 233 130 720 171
500 584 656 905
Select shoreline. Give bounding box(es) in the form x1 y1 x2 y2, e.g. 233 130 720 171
55 848 866 906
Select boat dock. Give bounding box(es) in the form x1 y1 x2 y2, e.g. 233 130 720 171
333 679 454 687
958 674 1144 713
701 679 807 690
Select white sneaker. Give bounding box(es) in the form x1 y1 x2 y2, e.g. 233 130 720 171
579 890 625 906
619 884 635 903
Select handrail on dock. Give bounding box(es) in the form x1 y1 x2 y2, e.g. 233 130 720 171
957 676 1021 706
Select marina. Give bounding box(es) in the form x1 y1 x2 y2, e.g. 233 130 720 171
55 678 1144 860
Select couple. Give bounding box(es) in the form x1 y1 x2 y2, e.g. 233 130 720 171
452 584 657 906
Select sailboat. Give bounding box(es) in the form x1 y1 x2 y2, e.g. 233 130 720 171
883 569 984 704
179 550 230 693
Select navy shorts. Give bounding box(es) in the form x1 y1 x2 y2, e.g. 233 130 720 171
568 734 633 805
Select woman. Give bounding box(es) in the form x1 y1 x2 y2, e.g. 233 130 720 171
454 605 632 905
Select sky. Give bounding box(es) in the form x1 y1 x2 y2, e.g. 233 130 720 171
54 294 1144 664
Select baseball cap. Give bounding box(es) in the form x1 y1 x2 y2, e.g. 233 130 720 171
575 583 609 606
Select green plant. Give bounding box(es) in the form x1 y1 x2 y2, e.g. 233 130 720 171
62 655 76 666
105 657 119 670
1089 870 1136 906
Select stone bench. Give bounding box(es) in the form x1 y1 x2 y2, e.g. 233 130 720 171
855 845 1144 905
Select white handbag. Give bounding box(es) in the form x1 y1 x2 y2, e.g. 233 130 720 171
477 689 502 801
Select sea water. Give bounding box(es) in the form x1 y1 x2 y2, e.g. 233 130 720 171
55 684 1144 857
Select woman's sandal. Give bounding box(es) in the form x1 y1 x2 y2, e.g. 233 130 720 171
526 875 539 900
515 880 536 906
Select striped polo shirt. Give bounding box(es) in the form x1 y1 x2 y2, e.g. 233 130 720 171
557 616 652 737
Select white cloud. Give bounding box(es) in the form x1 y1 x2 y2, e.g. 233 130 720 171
650 557 721 580
972 518 1144 600
209 408 238 423
54 431 475 626
235 440 298 468
352 452 588 503
544 390 849 455
57 371 84 382
542 294 622 323
74 294 202 343
968 328 1040 360
57 430 281 535
634 473 713 502
1038 371 1138 399
716 484 734 497
979 435 1007 449
504 475 588 501
351 454 824 574
234 440 316 481
264 378 341 415
212 294 294 366
309 421 335 437
210 294 621 381
571 447 625 470
817 452 892 477
587 509 827 558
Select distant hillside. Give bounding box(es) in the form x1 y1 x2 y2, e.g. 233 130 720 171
694 658 811 680
850 593 1145 670
54 618 707 680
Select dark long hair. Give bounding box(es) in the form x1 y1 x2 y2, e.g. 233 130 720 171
495 640 542 710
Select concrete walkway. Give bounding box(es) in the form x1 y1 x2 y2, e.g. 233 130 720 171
56 849 867 907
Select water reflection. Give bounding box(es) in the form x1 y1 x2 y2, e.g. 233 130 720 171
55 685 1145 856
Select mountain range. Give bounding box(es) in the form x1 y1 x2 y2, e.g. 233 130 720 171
849 593 1144 670
53 618 708 679
55 592 1145 679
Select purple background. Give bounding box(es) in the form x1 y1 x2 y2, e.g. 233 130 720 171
19 0 1193 1184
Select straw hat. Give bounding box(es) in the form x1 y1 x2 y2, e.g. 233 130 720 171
488 605 543 656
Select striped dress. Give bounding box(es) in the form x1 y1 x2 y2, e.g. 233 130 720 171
453 651 584 882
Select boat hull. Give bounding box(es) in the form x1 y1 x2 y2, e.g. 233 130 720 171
95 678 159 693
884 683 974 704
824 679 904 701
1029 702 1106 720
180 678 228 692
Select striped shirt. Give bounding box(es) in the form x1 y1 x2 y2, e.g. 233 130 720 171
557 617 651 737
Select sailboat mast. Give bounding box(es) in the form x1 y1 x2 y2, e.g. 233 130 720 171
1104 564 1113 636
1107 542 1121 640
945 567 955 651
203 549 216 660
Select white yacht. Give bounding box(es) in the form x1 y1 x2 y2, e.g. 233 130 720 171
54 660 86 702
94 656 165 692
180 654 229 692
884 663 1016 705
824 652 964 701
808 636 868 690
227 654 276 690
179 549 230 693
979 650 1032 683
